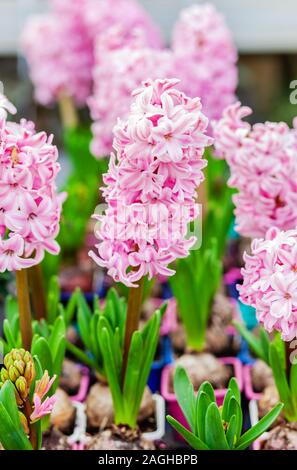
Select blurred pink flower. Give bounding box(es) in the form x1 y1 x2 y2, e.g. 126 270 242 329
89 36 173 158
239 227 297 341
172 4 238 123
213 102 297 237
89 78 212 286
21 0 162 106
0 95 64 272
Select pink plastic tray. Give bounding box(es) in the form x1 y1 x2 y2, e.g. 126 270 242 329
70 366 90 403
243 365 263 401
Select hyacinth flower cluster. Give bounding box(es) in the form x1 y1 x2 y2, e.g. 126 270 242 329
89 3 237 158
239 227 297 342
0 93 63 349
213 102 297 238
21 0 162 108
239 227 297 421
88 26 171 157
89 78 212 287
0 94 63 272
172 3 238 123
0 349 56 450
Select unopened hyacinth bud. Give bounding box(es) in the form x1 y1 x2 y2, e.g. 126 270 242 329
19 411 29 435
0 349 36 405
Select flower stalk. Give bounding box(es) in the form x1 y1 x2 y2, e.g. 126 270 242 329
121 277 144 387
28 264 47 321
58 92 79 130
15 270 33 351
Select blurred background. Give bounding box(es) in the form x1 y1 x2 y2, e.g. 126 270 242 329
1 0 297 129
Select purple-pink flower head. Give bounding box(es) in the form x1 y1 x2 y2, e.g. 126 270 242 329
0 94 64 273
239 227 297 342
213 102 297 238
172 3 238 123
21 0 162 106
89 78 212 287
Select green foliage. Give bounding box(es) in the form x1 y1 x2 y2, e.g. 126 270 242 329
170 238 222 351
67 287 167 381
0 281 68 395
0 381 33 450
167 367 283 450
234 322 297 422
42 127 108 281
100 310 161 428
66 287 127 374
169 149 233 352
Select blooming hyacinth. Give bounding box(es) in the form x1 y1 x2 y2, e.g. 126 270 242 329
172 4 238 122
213 102 297 238
30 371 57 422
0 93 64 273
89 78 212 286
21 0 162 106
88 27 173 157
239 227 297 341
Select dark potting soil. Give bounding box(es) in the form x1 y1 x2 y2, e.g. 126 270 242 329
42 428 72 450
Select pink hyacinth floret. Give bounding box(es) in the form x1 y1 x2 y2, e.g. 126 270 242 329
21 0 162 106
0 94 64 273
88 26 173 157
30 371 57 422
213 101 297 238
172 3 238 123
89 78 212 287
239 227 297 342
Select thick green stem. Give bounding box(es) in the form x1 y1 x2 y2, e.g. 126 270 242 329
15 269 33 351
23 399 37 450
121 277 144 388
28 264 47 321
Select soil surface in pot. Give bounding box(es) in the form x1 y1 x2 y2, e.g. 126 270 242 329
170 353 231 392
86 383 155 431
50 388 76 434
59 359 82 395
42 427 72 450
86 425 155 450
262 422 297 450
251 359 274 393
171 293 239 357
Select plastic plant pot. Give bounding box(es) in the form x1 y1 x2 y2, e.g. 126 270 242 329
249 399 269 450
243 364 263 401
148 336 173 393
70 366 90 403
143 394 166 442
161 357 243 438
68 401 88 450
69 394 165 449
